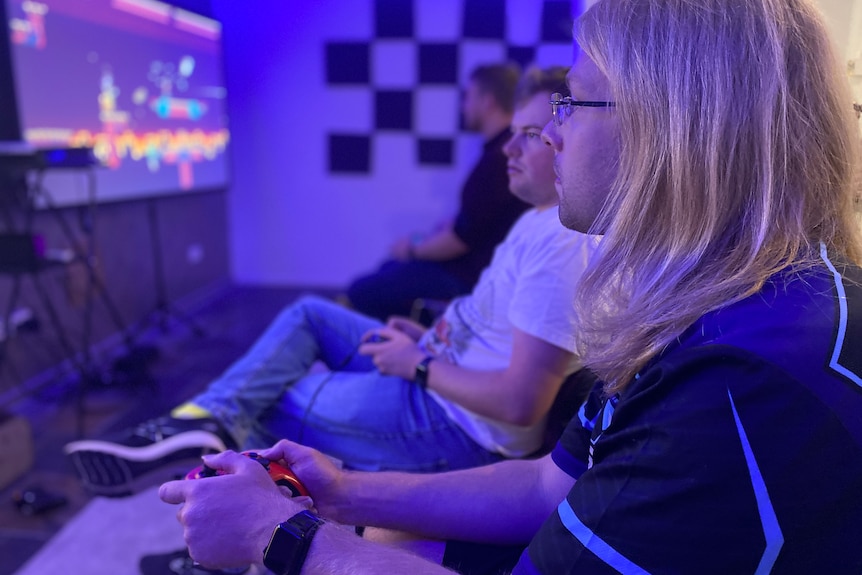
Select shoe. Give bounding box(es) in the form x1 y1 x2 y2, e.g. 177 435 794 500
64 416 235 497
139 548 249 575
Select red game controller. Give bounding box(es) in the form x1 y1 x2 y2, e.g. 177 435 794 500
185 450 309 497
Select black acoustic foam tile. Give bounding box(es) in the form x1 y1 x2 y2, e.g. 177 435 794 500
463 0 505 38
541 0 574 43
375 90 413 131
507 46 536 69
418 43 458 84
418 138 453 165
329 134 371 173
375 0 414 37
326 42 370 84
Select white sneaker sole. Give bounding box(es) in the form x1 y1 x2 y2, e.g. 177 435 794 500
64 431 228 461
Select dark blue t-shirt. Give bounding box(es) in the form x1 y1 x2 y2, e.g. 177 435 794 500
516 248 862 574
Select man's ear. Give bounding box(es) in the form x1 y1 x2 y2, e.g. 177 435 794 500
478 89 496 110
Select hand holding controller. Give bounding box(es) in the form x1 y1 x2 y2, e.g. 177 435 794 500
185 450 309 497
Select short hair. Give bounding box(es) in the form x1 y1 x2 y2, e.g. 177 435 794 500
571 0 862 392
469 63 521 114
513 65 569 108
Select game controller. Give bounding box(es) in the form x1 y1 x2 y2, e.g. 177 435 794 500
185 451 309 497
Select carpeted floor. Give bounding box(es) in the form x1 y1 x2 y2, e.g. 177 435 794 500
13 486 189 575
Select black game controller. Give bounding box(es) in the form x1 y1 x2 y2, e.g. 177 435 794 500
185 451 309 497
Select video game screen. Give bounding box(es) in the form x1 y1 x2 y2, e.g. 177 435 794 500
5 0 230 205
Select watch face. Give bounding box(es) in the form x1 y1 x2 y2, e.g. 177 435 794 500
264 525 303 575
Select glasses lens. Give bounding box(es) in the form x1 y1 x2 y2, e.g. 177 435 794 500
550 92 563 126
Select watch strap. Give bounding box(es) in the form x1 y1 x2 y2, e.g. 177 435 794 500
414 356 434 389
263 510 324 575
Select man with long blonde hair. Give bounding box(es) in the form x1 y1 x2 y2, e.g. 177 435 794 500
158 1 862 573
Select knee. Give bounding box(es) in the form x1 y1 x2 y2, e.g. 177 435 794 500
276 294 333 323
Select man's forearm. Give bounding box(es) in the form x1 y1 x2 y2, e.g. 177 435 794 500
423 331 573 426
321 457 561 545
424 360 558 425
303 522 456 575
412 228 469 261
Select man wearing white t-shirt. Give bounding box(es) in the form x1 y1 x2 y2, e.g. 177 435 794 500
65 66 600 496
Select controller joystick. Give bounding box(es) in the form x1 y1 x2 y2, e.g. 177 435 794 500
185 450 309 497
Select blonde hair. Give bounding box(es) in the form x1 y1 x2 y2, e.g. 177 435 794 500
573 0 862 393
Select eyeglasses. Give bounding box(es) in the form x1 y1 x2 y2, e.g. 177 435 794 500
549 92 616 126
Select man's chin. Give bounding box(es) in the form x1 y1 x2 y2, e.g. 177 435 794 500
557 206 592 234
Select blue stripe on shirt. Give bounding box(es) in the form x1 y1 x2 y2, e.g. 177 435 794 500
819 243 862 388
727 388 784 573
556 499 653 574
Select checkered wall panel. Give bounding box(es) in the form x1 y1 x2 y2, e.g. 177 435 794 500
326 0 579 174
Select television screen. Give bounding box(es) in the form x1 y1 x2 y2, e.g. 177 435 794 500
4 0 229 205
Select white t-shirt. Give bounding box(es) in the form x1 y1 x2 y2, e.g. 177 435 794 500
417 206 599 457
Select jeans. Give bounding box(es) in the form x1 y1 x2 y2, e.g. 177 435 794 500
192 295 502 472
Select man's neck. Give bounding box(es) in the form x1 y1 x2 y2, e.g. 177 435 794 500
534 201 559 212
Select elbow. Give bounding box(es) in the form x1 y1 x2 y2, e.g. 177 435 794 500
501 402 546 428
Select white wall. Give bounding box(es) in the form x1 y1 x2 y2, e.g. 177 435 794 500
211 0 547 288
213 0 861 289
816 0 862 109
211 1 466 287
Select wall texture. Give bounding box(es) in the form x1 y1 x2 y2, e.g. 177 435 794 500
0 190 230 400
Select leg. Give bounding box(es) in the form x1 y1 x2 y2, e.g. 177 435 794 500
192 295 381 447
346 260 470 321
252 370 504 472
63 295 382 496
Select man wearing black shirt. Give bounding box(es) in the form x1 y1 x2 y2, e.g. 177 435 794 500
346 63 529 322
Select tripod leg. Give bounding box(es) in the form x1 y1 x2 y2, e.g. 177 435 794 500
33 175 137 349
145 199 206 338
31 271 101 438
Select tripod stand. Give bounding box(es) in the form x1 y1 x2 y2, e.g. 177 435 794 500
126 197 206 339
2 166 153 436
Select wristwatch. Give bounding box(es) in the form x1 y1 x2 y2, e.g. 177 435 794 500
262 510 325 575
414 356 434 389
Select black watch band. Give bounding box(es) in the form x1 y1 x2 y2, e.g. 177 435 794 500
414 356 434 389
262 510 325 575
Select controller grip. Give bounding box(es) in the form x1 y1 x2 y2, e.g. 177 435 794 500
185 451 309 498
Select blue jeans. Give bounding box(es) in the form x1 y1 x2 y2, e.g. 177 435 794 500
191 295 502 472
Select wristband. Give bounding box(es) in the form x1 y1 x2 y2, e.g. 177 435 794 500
262 510 325 575
414 356 434 389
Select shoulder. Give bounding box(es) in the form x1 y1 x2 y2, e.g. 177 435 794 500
680 260 862 389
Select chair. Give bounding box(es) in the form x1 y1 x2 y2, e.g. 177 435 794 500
536 367 599 456
409 297 450 326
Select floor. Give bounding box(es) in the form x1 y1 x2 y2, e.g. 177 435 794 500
0 284 319 575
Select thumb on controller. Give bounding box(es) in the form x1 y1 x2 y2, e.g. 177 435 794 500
201 450 248 474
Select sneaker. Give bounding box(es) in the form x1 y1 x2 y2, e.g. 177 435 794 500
64 416 236 497
139 548 249 575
